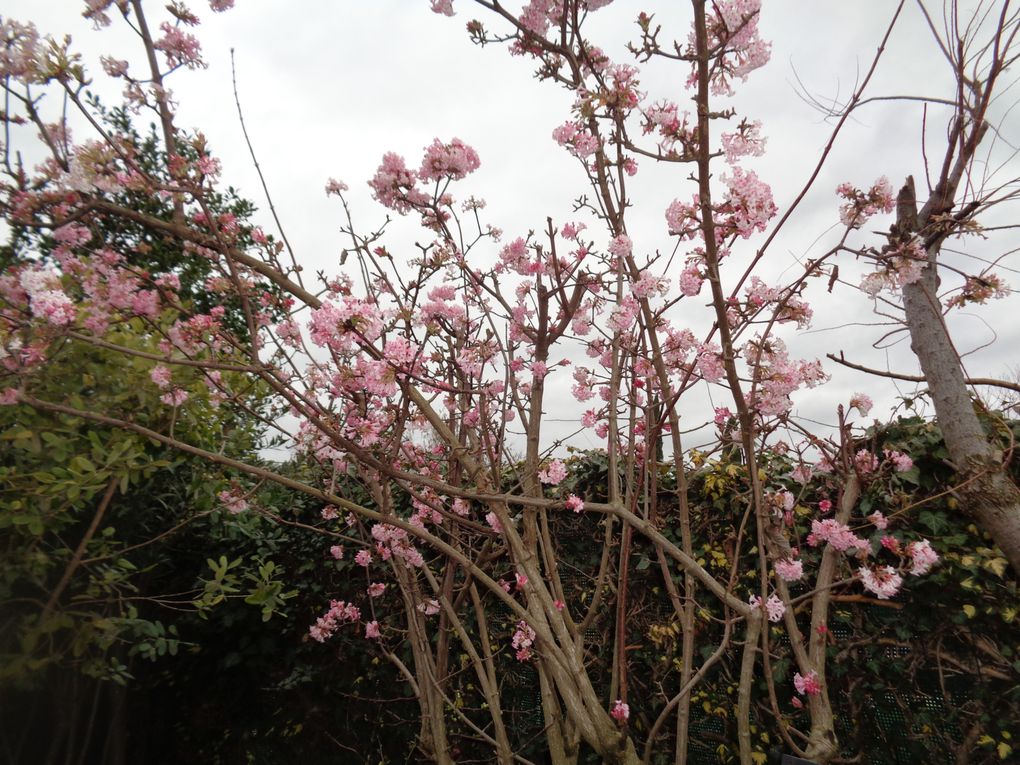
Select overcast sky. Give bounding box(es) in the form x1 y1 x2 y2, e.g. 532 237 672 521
7 1 1019 453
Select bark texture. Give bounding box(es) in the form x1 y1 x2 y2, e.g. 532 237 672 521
897 176 1020 574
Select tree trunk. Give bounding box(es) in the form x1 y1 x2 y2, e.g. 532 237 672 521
898 176 1020 574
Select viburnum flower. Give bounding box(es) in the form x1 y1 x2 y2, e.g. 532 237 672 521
849 393 873 417
807 519 868 552
364 621 381 639
868 511 889 531
794 670 821 696
858 565 903 599
417 599 441 616
160 388 189 407
308 600 360 642
539 459 567 485
906 539 939 575
355 550 373 567
217 489 247 514
610 699 630 722
774 558 804 582
512 620 537 661
884 450 914 472
749 593 785 622
150 365 172 388
565 494 585 513
367 583 387 598
329 545 344 560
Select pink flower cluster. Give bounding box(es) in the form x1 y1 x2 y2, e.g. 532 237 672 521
154 22 205 70
774 558 804 582
19 269 75 326
418 137 480 182
539 459 567 485
309 599 361 642
552 120 601 159
807 519 868 553
565 494 585 513
858 565 903 599
906 539 939 575
719 168 777 239
884 450 914 473
371 523 425 568
749 593 785 622
836 177 895 229
849 393 872 417
217 489 247 514
512 620 537 661
793 670 821 696
698 0 771 96
610 699 630 722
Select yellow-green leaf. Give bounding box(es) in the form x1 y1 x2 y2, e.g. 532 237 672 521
963 604 976 619
985 557 1008 578
998 742 1012 760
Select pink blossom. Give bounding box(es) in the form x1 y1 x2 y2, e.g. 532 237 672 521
329 545 344 560
775 558 804 582
807 519 868 553
749 593 785 622
485 512 503 534
365 620 381 639
881 535 901 554
368 152 429 213
552 120 600 159
515 572 528 591
565 494 585 513
160 388 189 407
154 22 205 70
721 120 766 163
355 550 373 567
512 620 537 661
321 505 339 520
418 137 480 182
417 599 441 616
906 539 939 575
368 582 387 598
430 0 455 14
720 168 776 239
713 407 732 425
837 177 894 229
308 599 361 642
679 265 703 296
818 499 833 514
791 464 812 484
218 489 247 514
539 459 568 485
854 449 879 474
884 450 914 473
610 699 630 722
858 565 903 599
554 599 566 610
868 511 888 530
150 365 172 388
210 0 235 11
608 234 633 258
793 670 821 696
849 393 873 417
